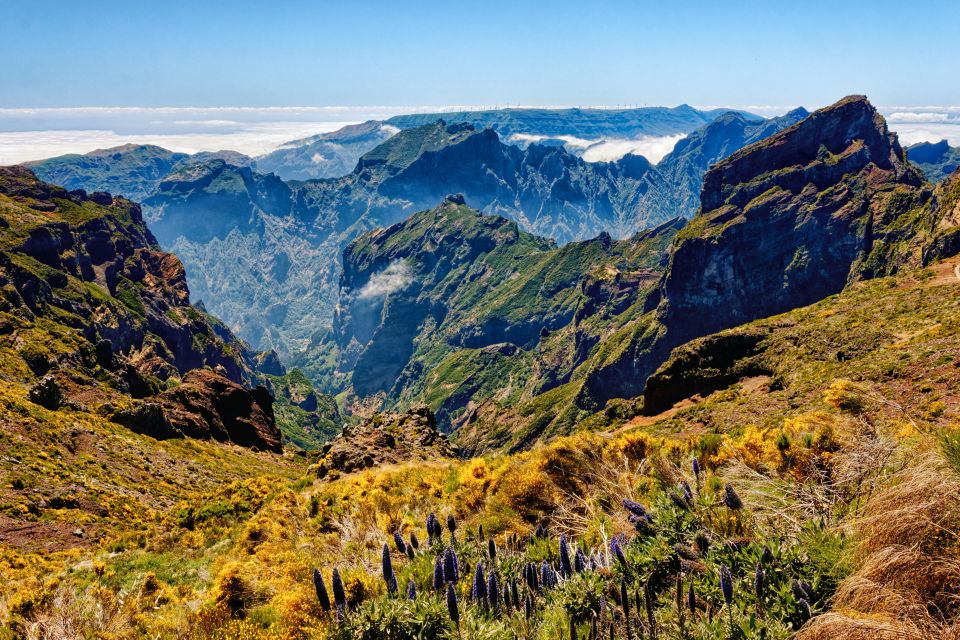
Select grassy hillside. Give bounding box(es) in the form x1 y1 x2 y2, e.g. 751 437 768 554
5 262 958 638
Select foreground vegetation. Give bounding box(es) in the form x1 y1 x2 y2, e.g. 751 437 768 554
2 265 959 638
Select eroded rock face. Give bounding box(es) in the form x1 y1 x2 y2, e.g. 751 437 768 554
314 406 455 477
0 167 280 452
662 95 926 344
155 369 281 453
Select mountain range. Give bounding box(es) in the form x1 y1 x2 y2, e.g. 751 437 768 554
324 96 960 451
259 104 750 180
24 107 807 361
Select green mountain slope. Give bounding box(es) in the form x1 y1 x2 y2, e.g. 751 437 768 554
315 195 681 435
907 139 960 183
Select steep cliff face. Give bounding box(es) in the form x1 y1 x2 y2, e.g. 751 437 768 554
0 166 281 451
649 108 809 220
582 96 936 407
143 160 291 246
662 96 926 341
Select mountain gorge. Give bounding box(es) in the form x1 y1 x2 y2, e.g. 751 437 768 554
319 196 680 432
25 108 806 362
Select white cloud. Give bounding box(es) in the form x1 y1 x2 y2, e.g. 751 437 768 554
506 132 683 163
891 125 960 146
171 119 242 126
0 121 359 164
581 135 684 163
887 112 953 123
310 152 327 164
357 260 414 299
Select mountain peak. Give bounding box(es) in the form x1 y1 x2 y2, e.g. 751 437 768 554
701 95 915 213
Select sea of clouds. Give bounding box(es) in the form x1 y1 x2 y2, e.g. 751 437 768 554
1 105 958 167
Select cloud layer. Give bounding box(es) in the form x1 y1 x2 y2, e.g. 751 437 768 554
507 132 684 163
3 105 960 167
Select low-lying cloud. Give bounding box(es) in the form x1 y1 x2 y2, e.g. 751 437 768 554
357 260 414 300
506 132 683 163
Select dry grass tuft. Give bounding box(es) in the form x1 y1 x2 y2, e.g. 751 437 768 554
17 584 135 640
796 611 960 640
856 456 960 555
801 453 960 638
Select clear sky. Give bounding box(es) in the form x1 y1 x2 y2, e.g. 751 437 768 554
1 0 957 109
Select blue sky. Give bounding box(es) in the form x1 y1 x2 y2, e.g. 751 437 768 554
1 0 958 108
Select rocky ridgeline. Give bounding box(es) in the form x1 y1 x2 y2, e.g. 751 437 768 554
584 95 955 407
0 166 281 452
313 406 455 477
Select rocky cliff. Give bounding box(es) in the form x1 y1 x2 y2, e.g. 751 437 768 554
313 405 455 477
583 95 937 407
0 166 281 451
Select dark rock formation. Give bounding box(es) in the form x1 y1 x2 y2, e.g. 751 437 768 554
641 330 771 415
155 369 281 452
314 406 454 477
28 375 62 410
583 96 937 407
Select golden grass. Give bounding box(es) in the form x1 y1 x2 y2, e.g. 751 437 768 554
799 454 960 640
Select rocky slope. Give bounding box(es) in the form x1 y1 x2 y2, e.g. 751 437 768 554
312 405 454 477
0 165 280 451
908 139 960 183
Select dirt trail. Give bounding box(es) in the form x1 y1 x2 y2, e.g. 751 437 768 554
928 259 960 285
0 515 98 553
